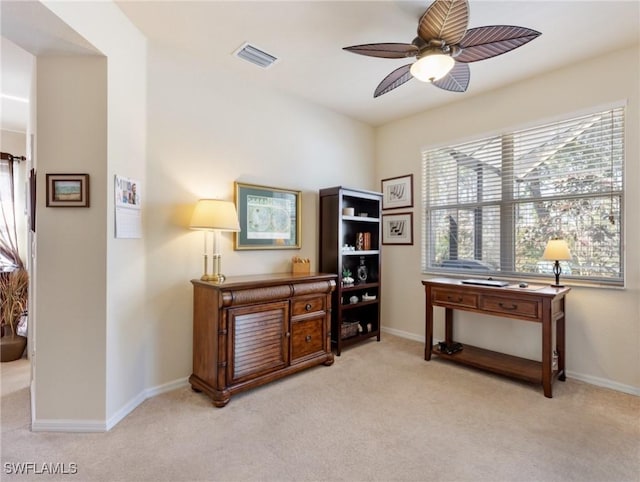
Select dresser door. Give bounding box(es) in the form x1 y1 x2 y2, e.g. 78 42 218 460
228 301 289 384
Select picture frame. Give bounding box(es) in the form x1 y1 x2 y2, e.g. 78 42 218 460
234 182 301 250
382 212 413 245
46 173 90 207
381 174 413 210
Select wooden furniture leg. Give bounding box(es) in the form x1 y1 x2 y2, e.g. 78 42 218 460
542 298 553 398
557 298 566 381
445 308 453 345
425 286 433 361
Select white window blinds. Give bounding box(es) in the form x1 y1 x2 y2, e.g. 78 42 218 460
422 106 625 285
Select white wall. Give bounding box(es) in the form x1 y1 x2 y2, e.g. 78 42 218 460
32 1 146 429
144 45 375 387
376 45 640 393
35 55 108 421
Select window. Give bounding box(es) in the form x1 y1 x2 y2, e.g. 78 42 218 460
0 155 21 269
422 106 624 285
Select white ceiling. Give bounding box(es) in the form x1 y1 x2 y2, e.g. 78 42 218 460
2 1 639 132
1 37 33 133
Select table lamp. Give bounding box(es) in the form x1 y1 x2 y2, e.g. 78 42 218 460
542 239 571 287
190 199 240 283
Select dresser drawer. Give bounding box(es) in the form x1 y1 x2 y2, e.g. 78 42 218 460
291 316 325 361
480 295 540 320
432 288 478 309
291 296 325 316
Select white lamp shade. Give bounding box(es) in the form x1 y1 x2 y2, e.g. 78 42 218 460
190 199 240 231
542 239 572 261
410 53 455 82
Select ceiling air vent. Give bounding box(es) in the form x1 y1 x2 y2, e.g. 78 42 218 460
233 42 278 69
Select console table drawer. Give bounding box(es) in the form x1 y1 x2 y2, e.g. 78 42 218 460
432 289 478 309
480 295 540 319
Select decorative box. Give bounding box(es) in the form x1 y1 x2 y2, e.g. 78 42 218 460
292 257 311 274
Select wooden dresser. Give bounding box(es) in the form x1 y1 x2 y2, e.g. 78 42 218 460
190 273 336 407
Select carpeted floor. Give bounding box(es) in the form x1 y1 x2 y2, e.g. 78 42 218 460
1 335 639 481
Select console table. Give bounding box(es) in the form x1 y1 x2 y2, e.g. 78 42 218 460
422 278 570 397
190 273 336 407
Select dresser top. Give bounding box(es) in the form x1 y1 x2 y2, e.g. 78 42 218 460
192 272 337 290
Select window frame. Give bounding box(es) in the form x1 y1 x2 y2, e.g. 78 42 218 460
421 105 625 287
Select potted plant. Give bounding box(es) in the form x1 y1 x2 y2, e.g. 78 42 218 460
342 267 354 286
0 268 28 362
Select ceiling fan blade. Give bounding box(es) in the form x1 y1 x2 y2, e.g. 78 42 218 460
456 26 541 63
374 64 413 98
343 43 418 59
432 62 470 92
418 0 469 45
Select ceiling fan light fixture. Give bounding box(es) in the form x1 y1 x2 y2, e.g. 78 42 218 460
410 52 455 82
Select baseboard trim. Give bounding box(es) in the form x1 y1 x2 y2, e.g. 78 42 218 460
32 419 107 432
32 378 189 433
565 371 640 396
381 326 424 343
381 327 640 397
106 378 189 431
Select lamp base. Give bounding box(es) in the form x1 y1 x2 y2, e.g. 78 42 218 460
200 274 226 283
209 273 226 284
550 283 565 288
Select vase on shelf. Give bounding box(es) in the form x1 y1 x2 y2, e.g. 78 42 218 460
357 256 368 283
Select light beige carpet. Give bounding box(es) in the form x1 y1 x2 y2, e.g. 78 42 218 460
1 335 639 481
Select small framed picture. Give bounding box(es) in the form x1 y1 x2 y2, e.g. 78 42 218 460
46 174 90 207
382 212 413 245
381 174 413 210
234 182 301 250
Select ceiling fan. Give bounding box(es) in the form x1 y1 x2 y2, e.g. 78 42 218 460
343 0 541 98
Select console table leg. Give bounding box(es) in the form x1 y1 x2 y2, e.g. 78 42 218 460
445 308 453 345
557 306 567 382
542 301 553 398
425 286 433 361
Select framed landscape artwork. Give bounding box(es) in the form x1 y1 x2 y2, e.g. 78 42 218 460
46 173 90 207
234 182 301 250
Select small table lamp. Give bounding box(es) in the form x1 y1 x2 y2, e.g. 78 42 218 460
190 199 240 283
542 239 572 287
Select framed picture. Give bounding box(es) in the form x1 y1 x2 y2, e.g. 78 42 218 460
234 182 301 250
46 173 90 207
382 212 413 245
381 174 413 210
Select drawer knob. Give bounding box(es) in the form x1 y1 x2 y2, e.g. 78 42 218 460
305 335 312 343
305 303 312 311
499 302 518 310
